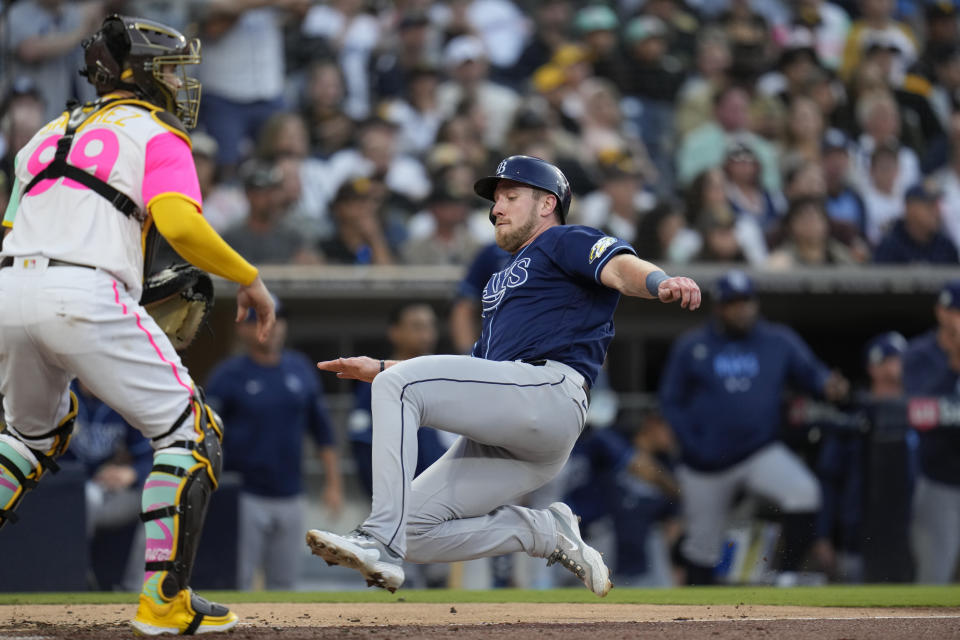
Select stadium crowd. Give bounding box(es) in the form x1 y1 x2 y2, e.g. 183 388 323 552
3 0 960 590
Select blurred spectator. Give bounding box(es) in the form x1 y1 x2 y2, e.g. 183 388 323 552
839 0 917 82
677 84 781 192
458 0 529 76
723 140 785 233
860 139 909 245
772 0 851 71
573 4 626 87
767 196 857 269
641 0 701 68
206 297 343 590
675 28 733 140
3 0 101 121
852 92 921 197
904 280 960 584
692 207 749 263
437 35 521 150
506 0 572 84
184 131 246 240
300 59 355 158
577 151 654 243
381 64 445 156
822 128 870 241
501 107 591 195
813 331 906 583
916 2 960 81
370 10 439 101
221 158 322 265
318 177 396 265
781 96 826 169
929 45 960 134
577 78 658 182
448 241 511 355
635 199 695 263
194 1 299 172
347 302 447 499
717 0 775 84
766 42 827 109
934 111 960 249
324 116 431 206
300 0 380 119
686 167 767 265
0 77 46 188
255 111 331 241
660 269 848 584
873 181 960 263
401 185 484 265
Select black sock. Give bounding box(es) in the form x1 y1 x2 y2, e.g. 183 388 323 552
781 512 817 572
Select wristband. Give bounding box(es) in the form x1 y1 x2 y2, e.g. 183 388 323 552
379 360 385 372
646 270 669 296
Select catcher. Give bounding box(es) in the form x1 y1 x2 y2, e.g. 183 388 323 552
0 15 274 635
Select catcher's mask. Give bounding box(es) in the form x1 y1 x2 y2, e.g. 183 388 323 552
80 14 202 128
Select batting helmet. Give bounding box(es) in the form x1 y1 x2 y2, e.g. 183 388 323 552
80 15 202 127
474 155 572 224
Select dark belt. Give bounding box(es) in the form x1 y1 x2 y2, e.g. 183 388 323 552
522 359 591 403
0 257 94 269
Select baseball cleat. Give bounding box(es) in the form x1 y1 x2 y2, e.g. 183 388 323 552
131 589 238 635
306 528 405 593
546 502 613 597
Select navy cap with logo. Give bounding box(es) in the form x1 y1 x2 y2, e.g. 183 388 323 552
938 280 960 310
905 179 942 203
712 269 755 303
864 331 908 367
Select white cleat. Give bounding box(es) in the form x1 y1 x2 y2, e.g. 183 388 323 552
306 528 405 593
546 502 613 597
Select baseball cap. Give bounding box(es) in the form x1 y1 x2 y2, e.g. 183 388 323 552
239 159 283 190
190 131 219 159
724 138 758 162
712 269 755 303
905 179 942 202
444 35 486 69
334 176 376 203
864 331 908 367
822 128 850 154
625 15 669 43
862 32 903 55
575 5 619 33
938 279 960 309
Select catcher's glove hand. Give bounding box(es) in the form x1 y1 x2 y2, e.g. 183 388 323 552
140 263 214 350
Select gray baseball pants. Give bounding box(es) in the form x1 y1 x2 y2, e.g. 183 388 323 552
361 355 588 562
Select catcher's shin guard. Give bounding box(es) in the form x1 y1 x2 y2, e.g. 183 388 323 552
140 391 223 602
0 391 78 529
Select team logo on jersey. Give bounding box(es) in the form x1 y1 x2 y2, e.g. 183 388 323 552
482 257 531 314
588 237 617 264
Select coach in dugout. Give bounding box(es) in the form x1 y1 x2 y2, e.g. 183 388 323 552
659 269 849 584
905 279 960 584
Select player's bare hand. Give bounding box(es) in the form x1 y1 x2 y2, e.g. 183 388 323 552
823 371 850 402
317 356 382 382
658 277 701 310
236 276 275 343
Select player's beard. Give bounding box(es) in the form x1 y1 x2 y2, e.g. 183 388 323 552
495 205 539 253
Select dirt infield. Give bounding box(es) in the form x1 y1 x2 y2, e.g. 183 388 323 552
2 603 959 639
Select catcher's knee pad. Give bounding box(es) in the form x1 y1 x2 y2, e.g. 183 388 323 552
141 389 223 598
0 390 78 528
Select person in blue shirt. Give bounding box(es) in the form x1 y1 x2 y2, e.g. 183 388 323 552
874 181 960 264
307 155 701 597
205 297 343 590
448 241 511 355
660 269 849 585
905 279 960 583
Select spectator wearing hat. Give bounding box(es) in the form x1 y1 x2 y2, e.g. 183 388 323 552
221 159 322 265
400 185 485 266
771 0 850 71
839 0 917 83
437 35 521 150
642 0 701 67
822 128 870 240
506 0 573 86
874 181 959 263
767 196 857 269
370 11 439 102
573 4 628 87
206 296 343 590
904 280 960 583
915 2 960 81
717 0 775 83
767 41 828 109
677 84 781 193
4 0 101 122
318 177 395 265
812 331 907 584
660 269 849 584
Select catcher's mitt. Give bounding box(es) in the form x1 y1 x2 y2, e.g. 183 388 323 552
140 263 214 350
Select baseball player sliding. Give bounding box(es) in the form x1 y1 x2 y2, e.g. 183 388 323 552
308 155 701 596
0 15 274 635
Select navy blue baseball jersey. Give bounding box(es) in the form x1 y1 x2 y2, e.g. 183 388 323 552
472 225 636 386
205 351 335 498
456 242 511 301
660 319 831 471
903 330 960 485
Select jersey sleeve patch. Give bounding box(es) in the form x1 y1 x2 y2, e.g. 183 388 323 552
588 237 618 264
142 132 202 208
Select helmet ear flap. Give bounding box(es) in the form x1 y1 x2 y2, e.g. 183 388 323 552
81 34 123 93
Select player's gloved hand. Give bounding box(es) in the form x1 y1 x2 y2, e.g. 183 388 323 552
316 356 386 383
236 276 276 343
658 276 701 310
